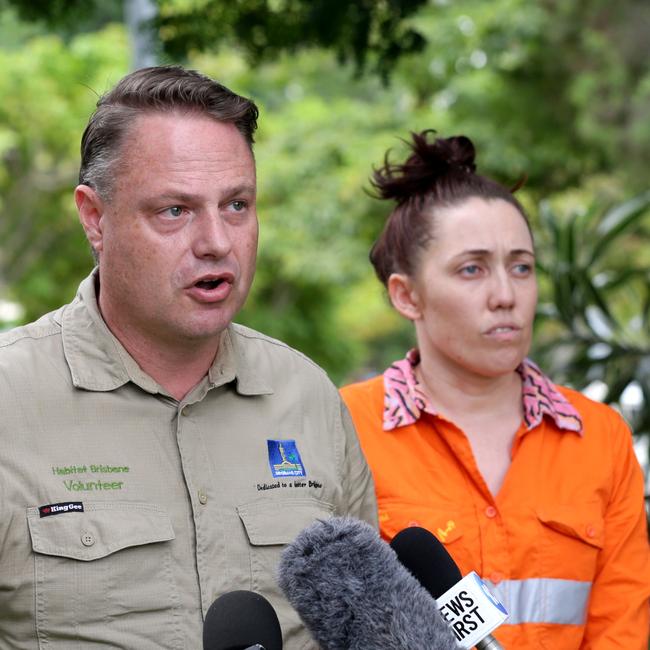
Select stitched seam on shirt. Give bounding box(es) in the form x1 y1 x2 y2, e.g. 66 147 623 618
230 325 327 374
0 328 61 349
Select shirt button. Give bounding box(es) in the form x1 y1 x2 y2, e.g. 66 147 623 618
485 506 498 518
198 489 208 505
81 532 95 547
180 406 189 416
585 524 596 538
490 571 503 584
407 520 420 527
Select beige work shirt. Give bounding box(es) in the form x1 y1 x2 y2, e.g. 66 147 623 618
0 271 377 649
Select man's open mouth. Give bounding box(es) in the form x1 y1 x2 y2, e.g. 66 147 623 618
195 279 224 290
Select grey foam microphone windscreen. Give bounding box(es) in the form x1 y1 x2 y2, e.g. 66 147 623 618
278 517 460 650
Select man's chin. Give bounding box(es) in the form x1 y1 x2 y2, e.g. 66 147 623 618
156 314 232 346
182 322 232 342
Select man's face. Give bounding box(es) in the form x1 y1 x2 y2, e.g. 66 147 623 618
78 112 258 349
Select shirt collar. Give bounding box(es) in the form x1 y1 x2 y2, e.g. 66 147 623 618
212 325 274 396
60 269 272 397
383 348 583 434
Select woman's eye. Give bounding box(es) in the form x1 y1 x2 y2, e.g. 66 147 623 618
460 264 480 276
513 263 533 275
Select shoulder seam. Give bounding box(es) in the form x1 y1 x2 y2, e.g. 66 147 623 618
0 328 61 350
230 324 326 375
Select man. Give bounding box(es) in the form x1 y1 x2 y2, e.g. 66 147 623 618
0 65 377 648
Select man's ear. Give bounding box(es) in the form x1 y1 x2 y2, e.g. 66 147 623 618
387 272 422 321
75 185 106 255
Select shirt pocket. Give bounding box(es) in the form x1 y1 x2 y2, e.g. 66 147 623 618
237 498 334 598
27 501 181 649
236 496 333 646
536 501 604 579
237 496 334 590
376 499 479 574
378 500 462 542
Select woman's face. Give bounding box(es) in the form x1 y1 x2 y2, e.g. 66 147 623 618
389 196 537 379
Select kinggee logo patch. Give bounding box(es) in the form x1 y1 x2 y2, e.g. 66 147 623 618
267 439 306 478
39 502 84 518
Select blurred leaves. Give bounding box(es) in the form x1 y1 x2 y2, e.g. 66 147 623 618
156 0 429 82
1 0 123 38
1 0 650 400
3 0 429 81
0 14 128 320
533 191 650 434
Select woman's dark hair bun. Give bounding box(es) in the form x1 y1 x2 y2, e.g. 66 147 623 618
371 129 477 203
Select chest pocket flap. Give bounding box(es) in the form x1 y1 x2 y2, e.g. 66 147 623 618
237 498 334 546
27 501 175 561
537 502 604 549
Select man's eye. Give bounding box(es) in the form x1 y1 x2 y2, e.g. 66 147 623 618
165 206 184 218
231 200 246 212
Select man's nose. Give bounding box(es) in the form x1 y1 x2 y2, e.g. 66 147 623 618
191 211 233 259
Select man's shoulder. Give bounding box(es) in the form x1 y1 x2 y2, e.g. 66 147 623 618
0 308 63 354
229 323 328 379
0 309 67 393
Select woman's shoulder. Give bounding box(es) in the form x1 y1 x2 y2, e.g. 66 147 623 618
553 382 632 438
554 382 619 415
339 373 386 424
340 373 385 401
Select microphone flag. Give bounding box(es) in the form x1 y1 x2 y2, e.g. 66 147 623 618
436 571 508 649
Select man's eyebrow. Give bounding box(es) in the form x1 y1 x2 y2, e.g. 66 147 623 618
141 185 257 205
222 183 257 198
149 192 200 204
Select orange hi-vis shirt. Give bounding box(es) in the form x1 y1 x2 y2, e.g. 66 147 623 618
341 353 650 649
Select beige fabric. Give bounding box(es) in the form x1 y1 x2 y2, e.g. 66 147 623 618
0 270 377 649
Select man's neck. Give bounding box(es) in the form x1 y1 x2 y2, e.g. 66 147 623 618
101 314 220 401
120 332 219 401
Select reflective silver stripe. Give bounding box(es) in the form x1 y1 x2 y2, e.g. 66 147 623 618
484 578 592 625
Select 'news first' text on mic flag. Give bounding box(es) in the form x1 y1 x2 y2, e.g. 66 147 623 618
436 571 508 648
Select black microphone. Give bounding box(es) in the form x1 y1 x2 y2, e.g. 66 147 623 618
277 516 460 649
203 590 283 650
391 527 506 650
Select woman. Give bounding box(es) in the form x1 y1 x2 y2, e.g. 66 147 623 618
340 131 650 648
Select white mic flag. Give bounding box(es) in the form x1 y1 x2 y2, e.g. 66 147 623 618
436 571 508 649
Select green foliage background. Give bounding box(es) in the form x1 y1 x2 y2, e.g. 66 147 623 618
1 0 649 447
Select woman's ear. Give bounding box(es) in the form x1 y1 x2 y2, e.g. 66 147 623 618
387 272 422 321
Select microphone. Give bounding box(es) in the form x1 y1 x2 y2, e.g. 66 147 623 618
277 516 460 649
390 527 508 650
203 590 283 650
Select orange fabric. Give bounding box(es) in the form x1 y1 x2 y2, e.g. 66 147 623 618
341 374 650 649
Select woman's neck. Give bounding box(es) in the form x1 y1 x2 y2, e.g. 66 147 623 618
415 354 523 420
415 352 524 496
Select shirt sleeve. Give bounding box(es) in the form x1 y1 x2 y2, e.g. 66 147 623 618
338 397 379 530
582 413 650 649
